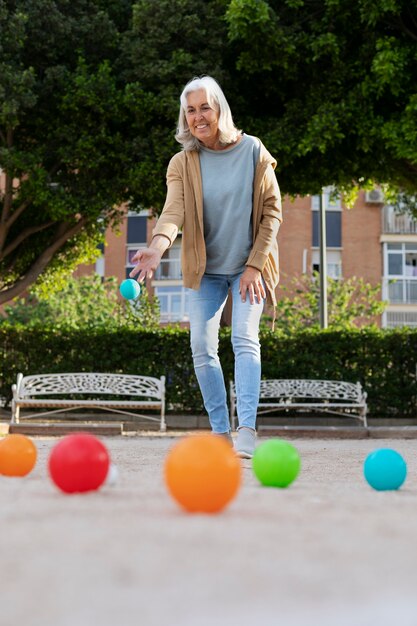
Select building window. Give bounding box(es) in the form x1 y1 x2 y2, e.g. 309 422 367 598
95 242 105 278
127 214 147 244
125 245 146 279
311 250 342 279
383 242 417 304
95 255 105 277
312 192 342 248
312 211 342 248
124 212 149 279
154 244 182 280
311 191 342 211
154 286 189 322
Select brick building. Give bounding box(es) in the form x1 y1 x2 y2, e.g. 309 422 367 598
86 189 417 328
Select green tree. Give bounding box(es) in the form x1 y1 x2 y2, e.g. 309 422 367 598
225 0 417 207
272 273 387 333
0 0 230 305
119 0 229 209
0 0 136 304
1 274 160 330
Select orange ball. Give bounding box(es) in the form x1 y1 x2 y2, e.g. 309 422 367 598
164 434 242 513
0 434 37 477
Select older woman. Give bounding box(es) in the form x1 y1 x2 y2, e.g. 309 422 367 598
130 76 282 458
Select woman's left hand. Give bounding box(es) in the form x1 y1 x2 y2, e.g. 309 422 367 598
239 267 266 304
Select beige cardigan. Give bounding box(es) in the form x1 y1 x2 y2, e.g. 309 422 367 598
152 139 282 306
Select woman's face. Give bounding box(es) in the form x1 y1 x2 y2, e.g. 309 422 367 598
185 89 219 148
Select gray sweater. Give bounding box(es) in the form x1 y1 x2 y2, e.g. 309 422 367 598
199 134 261 274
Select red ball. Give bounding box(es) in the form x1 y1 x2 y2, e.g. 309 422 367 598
48 433 110 494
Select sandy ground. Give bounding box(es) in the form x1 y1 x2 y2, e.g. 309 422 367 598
1 435 417 626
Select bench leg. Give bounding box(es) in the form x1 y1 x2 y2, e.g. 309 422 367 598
160 415 167 432
160 400 167 432
362 409 368 428
11 402 20 424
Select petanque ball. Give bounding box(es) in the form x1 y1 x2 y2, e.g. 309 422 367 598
119 279 141 300
0 434 37 477
252 439 301 488
164 434 242 513
364 448 407 491
48 433 110 494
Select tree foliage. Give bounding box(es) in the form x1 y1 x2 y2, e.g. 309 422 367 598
272 273 387 333
2 0 417 305
119 0 229 209
225 0 417 202
0 274 160 330
0 0 228 304
0 1 131 303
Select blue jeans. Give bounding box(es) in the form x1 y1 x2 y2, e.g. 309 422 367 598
189 272 264 434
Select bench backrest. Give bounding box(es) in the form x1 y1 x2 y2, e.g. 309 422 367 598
18 373 164 400
230 379 364 402
258 379 364 402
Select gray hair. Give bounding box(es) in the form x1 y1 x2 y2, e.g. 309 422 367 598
175 76 241 151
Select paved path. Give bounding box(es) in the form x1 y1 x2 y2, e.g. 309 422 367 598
1 435 417 626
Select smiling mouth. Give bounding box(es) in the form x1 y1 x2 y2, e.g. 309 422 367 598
195 124 209 129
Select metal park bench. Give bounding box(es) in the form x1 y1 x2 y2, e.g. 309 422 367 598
229 378 368 430
11 372 166 431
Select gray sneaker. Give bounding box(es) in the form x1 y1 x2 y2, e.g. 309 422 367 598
213 432 234 447
235 427 256 459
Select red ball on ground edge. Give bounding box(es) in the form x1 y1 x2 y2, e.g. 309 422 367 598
48 433 110 494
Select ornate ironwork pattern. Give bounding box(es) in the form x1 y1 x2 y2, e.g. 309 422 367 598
20 373 163 399
258 379 363 402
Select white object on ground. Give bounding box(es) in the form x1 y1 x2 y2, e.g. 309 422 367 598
105 463 119 486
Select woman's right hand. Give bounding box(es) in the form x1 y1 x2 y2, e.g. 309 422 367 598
129 247 163 282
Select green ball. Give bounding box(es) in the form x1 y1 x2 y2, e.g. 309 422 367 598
252 439 301 488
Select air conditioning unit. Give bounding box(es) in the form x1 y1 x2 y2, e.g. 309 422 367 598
365 189 384 203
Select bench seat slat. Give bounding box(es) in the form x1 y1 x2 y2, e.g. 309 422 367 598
16 399 161 408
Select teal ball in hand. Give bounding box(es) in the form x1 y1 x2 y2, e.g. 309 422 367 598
119 279 141 300
252 439 301 488
364 448 407 491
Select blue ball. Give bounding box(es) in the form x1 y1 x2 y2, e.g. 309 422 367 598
119 279 141 300
364 448 407 491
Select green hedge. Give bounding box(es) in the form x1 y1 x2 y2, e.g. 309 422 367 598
0 326 416 417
